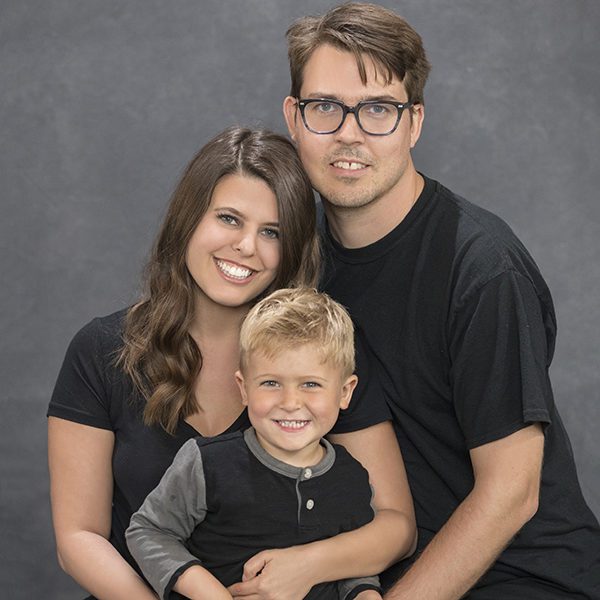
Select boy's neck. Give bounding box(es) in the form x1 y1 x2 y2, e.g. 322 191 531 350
253 430 326 469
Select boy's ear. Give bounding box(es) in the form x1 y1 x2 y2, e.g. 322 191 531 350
339 374 358 410
235 370 249 406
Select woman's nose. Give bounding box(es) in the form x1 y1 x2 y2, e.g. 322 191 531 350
234 230 256 256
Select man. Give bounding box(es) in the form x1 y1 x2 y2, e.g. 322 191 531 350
282 3 600 599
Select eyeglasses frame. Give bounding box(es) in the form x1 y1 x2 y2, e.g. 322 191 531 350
296 98 415 136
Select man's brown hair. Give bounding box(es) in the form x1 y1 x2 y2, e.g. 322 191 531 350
286 2 431 104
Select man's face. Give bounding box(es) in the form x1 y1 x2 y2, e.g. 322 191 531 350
284 44 424 211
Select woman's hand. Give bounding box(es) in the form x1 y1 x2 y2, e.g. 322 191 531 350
228 546 316 600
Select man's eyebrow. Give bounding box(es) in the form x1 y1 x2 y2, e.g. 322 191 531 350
303 92 404 103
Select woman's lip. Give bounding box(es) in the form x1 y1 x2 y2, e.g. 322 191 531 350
214 258 257 282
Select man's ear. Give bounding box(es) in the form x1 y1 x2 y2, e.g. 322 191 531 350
339 374 359 410
410 103 425 148
235 370 249 406
283 96 299 141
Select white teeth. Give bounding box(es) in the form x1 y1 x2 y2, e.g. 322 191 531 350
333 160 366 171
216 260 253 280
276 420 309 429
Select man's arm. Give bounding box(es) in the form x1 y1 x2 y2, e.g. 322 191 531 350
385 423 544 599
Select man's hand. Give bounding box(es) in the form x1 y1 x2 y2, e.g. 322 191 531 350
228 547 315 600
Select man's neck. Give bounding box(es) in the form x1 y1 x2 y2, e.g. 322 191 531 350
324 169 424 249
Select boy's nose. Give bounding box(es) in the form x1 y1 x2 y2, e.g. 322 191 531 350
280 389 301 411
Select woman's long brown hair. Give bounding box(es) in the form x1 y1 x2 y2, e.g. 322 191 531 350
119 127 320 434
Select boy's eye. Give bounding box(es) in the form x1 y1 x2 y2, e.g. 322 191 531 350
261 227 279 240
260 380 279 388
302 381 321 389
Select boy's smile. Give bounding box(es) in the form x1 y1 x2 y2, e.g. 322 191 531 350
236 344 357 468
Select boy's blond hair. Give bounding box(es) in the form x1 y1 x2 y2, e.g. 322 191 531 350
239 288 355 378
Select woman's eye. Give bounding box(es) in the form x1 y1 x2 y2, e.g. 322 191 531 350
217 213 239 225
261 228 279 240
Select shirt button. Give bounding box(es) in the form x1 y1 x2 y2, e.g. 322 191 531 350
306 499 315 510
304 468 312 479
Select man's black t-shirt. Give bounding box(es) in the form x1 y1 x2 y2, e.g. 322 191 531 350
320 176 600 598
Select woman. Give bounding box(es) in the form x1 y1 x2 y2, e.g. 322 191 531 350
48 126 415 599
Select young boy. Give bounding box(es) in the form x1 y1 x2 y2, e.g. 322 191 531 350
126 288 397 600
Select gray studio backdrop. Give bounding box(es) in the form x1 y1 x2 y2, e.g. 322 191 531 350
1 1 599 598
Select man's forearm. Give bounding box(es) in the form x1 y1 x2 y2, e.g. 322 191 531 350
385 486 536 599
309 507 416 583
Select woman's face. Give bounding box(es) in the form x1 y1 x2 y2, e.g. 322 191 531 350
185 173 281 310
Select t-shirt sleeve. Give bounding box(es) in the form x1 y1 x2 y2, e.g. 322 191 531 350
337 576 382 599
449 270 553 449
126 439 207 600
47 318 115 430
330 328 392 434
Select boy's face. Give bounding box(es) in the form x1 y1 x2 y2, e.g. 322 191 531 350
236 343 357 468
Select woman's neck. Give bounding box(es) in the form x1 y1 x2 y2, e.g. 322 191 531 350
188 293 250 343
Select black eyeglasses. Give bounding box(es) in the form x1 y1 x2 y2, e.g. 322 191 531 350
296 98 415 136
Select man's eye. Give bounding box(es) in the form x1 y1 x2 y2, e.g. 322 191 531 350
365 103 391 116
314 102 337 114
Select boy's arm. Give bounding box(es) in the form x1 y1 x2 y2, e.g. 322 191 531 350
126 439 224 600
337 575 381 600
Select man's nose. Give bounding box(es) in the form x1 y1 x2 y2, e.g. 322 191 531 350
334 111 366 145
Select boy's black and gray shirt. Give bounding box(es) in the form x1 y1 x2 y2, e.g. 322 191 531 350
126 428 381 600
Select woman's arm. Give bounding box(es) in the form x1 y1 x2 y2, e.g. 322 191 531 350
48 417 157 600
228 421 416 600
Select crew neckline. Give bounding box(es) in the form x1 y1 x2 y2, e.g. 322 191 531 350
244 427 335 479
323 175 437 264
